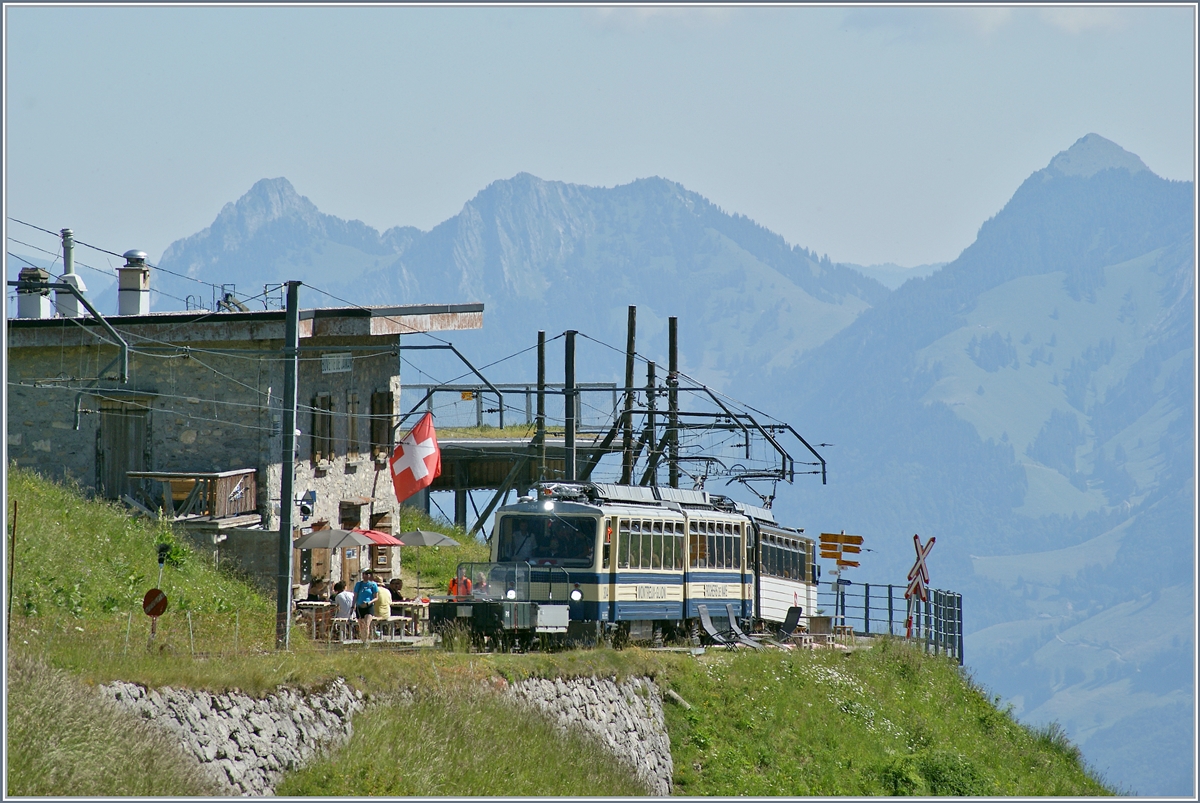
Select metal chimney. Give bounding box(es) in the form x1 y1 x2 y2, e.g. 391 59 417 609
17 266 52 318
55 228 88 318
118 249 150 315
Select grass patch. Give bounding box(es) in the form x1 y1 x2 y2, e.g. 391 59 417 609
277 688 649 796
6 653 219 796
661 638 1112 796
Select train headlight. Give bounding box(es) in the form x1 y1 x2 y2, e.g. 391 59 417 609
543 501 554 511
570 588 583 602
506 588 517 600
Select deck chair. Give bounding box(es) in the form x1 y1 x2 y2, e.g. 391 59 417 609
725 604 765 650
776 606 804 642
696 604 737 650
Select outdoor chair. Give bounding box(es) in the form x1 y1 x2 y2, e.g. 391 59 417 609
776 606 804 641
725 604 765 650
696 604 737 650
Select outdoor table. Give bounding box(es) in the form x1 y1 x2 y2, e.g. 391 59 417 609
296 601 333 639
390 601 430 636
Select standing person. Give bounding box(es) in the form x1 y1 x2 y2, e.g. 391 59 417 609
353 570 379 641
333 581 355 639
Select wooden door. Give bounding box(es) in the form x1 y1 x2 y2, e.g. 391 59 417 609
98 401 148 500
342 546 361 582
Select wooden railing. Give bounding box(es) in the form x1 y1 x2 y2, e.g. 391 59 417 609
127 468 257 519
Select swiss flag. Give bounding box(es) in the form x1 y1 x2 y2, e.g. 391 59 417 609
389 412 442 503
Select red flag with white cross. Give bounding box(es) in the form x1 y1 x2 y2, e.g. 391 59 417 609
389 412 442 503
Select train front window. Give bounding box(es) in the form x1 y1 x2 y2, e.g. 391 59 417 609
496 515 597 566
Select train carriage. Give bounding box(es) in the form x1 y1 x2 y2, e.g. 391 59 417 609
448 480 817 647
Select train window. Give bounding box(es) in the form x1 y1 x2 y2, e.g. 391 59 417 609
707 533 717 569
632 520 641 532
798 548 807 583
618 520 631 569
651 531 662 569
733 533 741 570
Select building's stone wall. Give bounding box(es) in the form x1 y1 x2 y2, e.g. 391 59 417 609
7 318 405 582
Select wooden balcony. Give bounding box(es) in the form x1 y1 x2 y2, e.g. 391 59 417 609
126 468 259 526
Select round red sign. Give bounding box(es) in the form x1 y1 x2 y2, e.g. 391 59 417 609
142 588 168 617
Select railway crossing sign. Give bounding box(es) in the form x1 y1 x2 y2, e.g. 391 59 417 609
904 534 935 602
819 531 863 568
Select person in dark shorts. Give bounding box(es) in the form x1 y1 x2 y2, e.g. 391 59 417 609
353 570 379 640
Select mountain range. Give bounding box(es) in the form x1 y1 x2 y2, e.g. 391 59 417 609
18 133 1193 796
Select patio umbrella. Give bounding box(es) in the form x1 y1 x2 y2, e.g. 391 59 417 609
396 529 460 595
352 528 404 546
293 528 373 551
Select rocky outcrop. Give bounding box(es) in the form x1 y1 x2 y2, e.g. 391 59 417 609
98 679 363 796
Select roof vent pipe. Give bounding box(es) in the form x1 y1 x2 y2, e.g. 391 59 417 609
118 249 150 315
55 228 88 318
16 266 52 319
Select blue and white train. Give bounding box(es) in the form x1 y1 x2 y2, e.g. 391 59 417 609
431 481 818 647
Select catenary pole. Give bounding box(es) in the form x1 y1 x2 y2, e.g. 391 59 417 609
668 316 680 488
276 281 301 649
537 331 546 479
621 306 636 485
564 330 577 481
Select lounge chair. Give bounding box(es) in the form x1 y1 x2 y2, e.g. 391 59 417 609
724 604 765 650
776 606 804 641
696 604 736 649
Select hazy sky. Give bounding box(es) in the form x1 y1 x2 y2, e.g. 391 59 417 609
4 4 1195 270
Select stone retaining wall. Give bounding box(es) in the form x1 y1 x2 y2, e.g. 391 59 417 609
505 676 674 796
99 678 363 796
99 674 672 796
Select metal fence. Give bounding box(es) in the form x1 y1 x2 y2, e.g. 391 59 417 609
400 383 619 431
816 581 964 665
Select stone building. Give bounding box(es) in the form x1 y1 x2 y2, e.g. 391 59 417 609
6 300 482 588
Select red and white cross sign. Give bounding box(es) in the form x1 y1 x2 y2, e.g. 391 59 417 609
904 534 935 602
389 412 442 504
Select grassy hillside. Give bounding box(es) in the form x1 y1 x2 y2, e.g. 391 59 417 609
6 469 1114 796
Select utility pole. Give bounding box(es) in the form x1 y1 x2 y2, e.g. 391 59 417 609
564 330 577 481
668 316 680 488
276 281 300 649
621 306 636 485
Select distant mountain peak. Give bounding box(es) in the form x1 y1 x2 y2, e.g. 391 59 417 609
1047 133 1149 178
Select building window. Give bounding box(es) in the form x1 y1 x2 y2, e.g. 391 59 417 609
312 394 333 463
347 392 360 459
370 391 393 459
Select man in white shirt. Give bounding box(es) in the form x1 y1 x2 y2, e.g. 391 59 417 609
333 581 355 637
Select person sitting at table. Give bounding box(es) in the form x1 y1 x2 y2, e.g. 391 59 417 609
373 581 393 635
333 581 355 637
353 570 379 640
387 577 405 602
306 576 329 601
